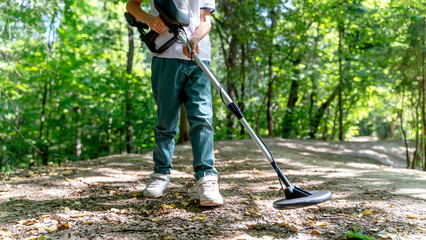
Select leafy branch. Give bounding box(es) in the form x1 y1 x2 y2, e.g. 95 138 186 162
0 51 59 76
0 114 43 154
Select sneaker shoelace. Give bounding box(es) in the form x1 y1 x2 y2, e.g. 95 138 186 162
199 180 217 193
147 177 163 187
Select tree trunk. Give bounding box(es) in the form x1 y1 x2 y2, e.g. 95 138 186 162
422 17 426 170
309 87 340 139
267 56 273 137
338 23 344 141
266 9 277 137
39 80 49 165
398 96 411 168
177 105 190 144
125 25 134 153
75 106 82 158
282 72 300 138
240 44 246 137
321 107 329 140
226 34 239 139
331 100 339 141
413 87 421 169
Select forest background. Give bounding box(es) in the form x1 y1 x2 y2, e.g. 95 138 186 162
1 0 425 172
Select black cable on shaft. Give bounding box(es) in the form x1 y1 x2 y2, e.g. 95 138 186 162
218 84 287 195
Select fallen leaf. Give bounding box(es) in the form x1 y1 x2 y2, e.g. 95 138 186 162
58 223 70 229
83 222 94 225
252 168 263 174
110 208 121 213
65 178 72 182
192 214 205 221
217 219 222 223
406 214 418 219
141 208 153 217
311 229 321 235
214 149 219 154
71 215 84 218
315 221 329 227
132 192 141 197
291 225 298 232
151 217 162 222
46 225 58 233
174 192 183 199
235 216 243 221
26 219 38 226
363 209 372 215
161 204 175 209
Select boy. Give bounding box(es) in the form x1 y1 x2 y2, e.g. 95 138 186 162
126 0 223 206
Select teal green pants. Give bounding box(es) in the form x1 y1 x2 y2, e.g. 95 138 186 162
151 57 217 180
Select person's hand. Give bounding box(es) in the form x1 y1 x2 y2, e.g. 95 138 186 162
147 15 167 34
182 38 200 60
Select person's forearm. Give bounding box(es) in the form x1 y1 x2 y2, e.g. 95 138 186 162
126 0 153 24
126 0 167 34
192 21 211 42
192 9 212 42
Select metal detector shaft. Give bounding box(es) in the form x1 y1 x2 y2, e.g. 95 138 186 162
177 34 292 187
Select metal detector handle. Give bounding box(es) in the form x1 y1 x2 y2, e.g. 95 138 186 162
176 34 277 167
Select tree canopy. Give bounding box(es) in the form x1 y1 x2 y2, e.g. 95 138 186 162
1 0 425 171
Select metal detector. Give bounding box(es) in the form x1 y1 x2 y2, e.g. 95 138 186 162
125 0 332 210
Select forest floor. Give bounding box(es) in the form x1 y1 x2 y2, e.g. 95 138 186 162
0 138 425 240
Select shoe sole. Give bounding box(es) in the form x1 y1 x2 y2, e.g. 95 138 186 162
200 201 224 207
144 194 165 199
143 191 166 199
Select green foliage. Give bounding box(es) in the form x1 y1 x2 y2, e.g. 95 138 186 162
346 226 375 240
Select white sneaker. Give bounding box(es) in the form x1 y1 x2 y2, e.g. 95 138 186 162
196 175 224 206
143 173 170 198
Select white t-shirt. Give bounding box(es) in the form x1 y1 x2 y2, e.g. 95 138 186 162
149 0 215 61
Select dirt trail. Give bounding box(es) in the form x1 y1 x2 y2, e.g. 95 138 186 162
0 138 425 240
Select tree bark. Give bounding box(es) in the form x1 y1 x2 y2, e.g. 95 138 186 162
177 106 190 144
422 17 426 170
239 44 246 137
267 56 274 137
398 90 411 168
125 25 134 153
282 72 300 138
412 86 421 169
226 34 239 139
39 80 49 165
75 106 82 158
338 22 344 141
309 87 340 139
266 9 277 137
